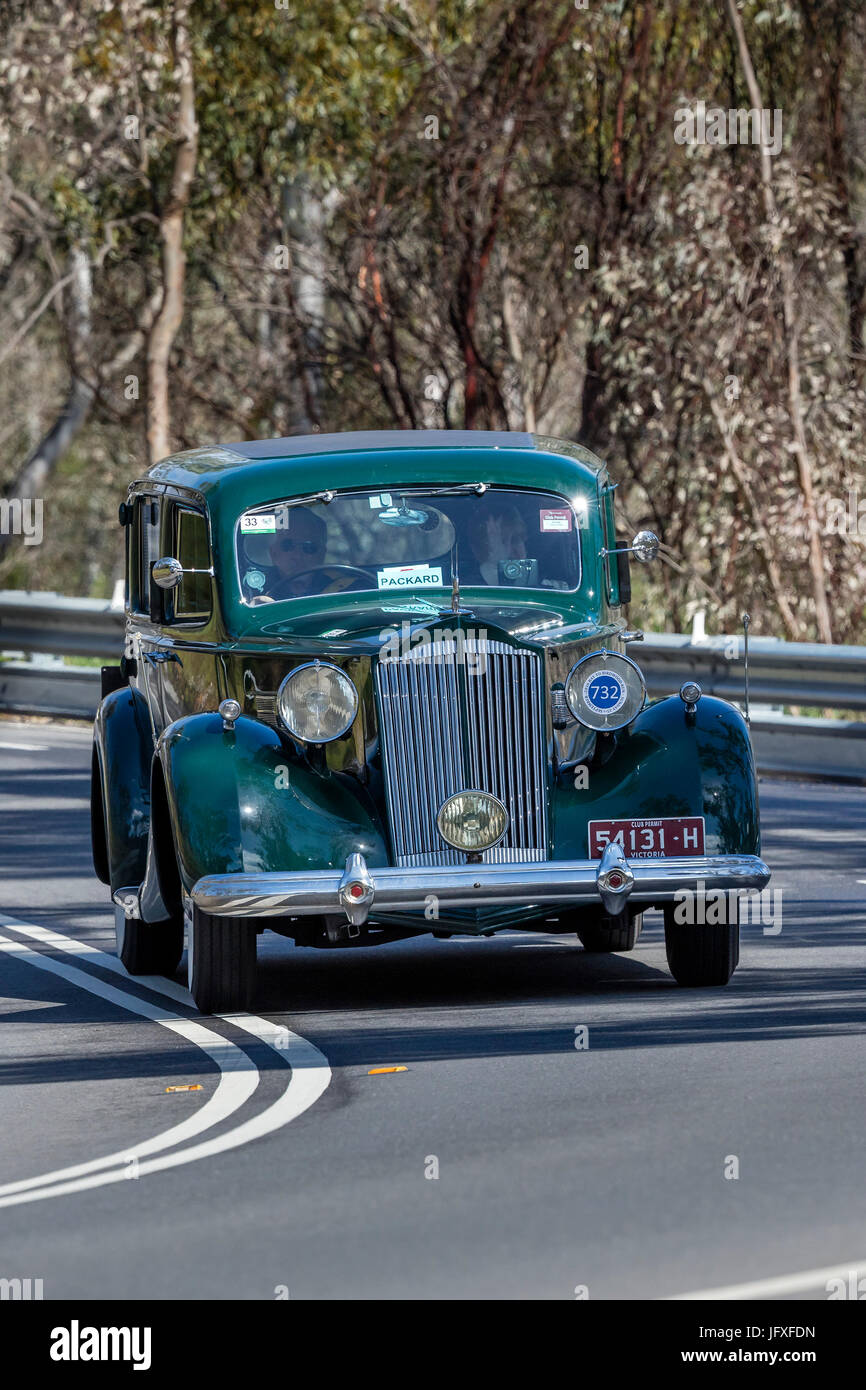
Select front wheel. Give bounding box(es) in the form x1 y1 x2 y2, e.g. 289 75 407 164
115 906 183 977
664 907 739 986
574 910 643 953
187 907 257 1014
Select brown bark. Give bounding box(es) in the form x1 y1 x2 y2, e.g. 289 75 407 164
704 381 801 641
447 3 577 429
146 0 198 464
725 0 834 643
1 285 162 558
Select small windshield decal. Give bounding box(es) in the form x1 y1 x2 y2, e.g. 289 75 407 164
244 568 267 591
380 600 442 614
368 493 392 509
377 563 443 589
540 508 572 532
240 513 277 534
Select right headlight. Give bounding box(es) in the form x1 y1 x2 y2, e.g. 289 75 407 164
277 661 358 743
564 650 646 732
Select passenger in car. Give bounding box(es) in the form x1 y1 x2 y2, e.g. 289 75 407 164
462 499 528 585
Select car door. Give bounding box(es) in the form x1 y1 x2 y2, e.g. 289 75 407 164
127 491 169 741
158 500 219 727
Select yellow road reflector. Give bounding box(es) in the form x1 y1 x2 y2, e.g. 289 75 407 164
165 1084 203 1092
368 1066 407 1075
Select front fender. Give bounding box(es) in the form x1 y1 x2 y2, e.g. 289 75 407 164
92 685 152 891
552 695 760 858
157 714 389 892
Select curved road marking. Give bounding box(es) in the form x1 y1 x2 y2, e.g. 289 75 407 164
672 1260 865 1300
0 932 258 1196
0 916 331 1207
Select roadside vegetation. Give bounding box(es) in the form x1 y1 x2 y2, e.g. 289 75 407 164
1 0 863 639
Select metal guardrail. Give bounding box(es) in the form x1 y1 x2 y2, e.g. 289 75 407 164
0 661 103 719
0 590 864 781
637 631 866 712
0 590 125 659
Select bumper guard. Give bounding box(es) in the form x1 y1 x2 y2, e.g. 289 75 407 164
190 843 770 928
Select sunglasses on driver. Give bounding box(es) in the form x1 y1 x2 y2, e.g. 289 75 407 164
274 537 323 555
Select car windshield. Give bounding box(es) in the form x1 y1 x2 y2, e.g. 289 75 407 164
235 487 584 603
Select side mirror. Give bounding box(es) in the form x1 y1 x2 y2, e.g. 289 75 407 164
152 557 184 590
151 556 215 591
631 530 659 564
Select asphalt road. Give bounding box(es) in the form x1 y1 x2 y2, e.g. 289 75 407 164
0 718 864 1301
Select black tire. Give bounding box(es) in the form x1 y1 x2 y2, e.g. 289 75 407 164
115 906 183 977
188 906 257 1014
664 907 739 986
576 910 643 953
90 746 110 885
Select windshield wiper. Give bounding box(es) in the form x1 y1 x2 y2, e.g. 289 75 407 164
262 483 491 510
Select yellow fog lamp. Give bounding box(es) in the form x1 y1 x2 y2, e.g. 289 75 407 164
436 791 508 854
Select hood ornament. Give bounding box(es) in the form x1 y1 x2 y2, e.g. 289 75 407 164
439 540 473 618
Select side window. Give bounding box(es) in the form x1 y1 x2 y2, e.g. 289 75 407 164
131 495 161 616
173 507 211 621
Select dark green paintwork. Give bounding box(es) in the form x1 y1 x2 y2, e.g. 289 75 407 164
91 432 763 933
142 439 610 642
157 713 388 893
550 695 761 860
92 686 152 891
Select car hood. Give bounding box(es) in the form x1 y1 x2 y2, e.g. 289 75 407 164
252 595 607 655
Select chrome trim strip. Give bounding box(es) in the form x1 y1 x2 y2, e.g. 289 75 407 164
192 852 771 925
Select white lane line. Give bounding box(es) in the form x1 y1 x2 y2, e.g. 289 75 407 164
671 1260 865 1300
770 829 865 842
0 741 46 752
0 915 331 1207
0 932 258 1197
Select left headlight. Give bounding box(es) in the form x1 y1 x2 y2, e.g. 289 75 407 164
564 650 646 732
277 662 358 744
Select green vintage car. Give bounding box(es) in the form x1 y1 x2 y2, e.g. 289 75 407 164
91 430 769 1012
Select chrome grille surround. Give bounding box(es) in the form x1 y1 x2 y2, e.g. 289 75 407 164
376 637 549 866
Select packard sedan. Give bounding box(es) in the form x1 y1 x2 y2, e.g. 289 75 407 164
91 430 770 1011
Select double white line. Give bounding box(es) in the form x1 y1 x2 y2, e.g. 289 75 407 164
0 915 331 1208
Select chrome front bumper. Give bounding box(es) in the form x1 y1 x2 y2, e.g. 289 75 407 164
190 844 771 928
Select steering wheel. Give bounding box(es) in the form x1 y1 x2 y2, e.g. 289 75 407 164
268 564 376 600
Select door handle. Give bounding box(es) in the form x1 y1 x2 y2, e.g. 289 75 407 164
143 650 183 666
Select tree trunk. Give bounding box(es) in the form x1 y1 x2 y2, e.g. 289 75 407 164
725 0 834 643
282 177 326 433
146 0 198 464
704 381 802 640
0 285 162 560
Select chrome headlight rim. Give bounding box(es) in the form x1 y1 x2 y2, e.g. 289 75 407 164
564 649 646 732
276 660 359 745
436 789 509 854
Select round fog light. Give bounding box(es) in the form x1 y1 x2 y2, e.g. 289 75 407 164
436 790 508 854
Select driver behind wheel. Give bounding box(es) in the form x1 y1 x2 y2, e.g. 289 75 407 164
267 507 328 596
251 507 359 600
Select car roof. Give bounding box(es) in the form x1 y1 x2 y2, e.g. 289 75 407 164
222 429 536 460
142 431 607 503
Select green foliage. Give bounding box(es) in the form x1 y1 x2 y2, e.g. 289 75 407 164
1 0 864 642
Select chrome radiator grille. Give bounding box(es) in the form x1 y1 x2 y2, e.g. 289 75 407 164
376 638 549 867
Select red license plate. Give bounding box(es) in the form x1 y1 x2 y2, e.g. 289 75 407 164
588 816 705 859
